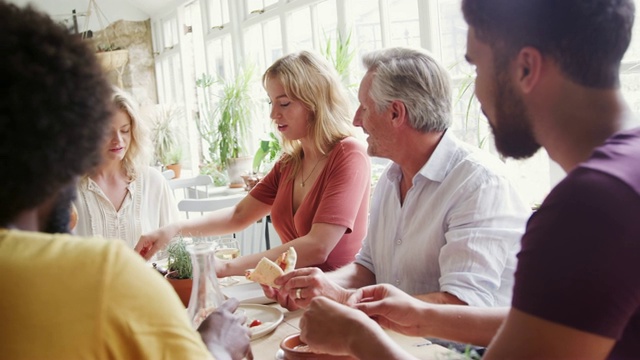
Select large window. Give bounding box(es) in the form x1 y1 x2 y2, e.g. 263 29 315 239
151 0 640 206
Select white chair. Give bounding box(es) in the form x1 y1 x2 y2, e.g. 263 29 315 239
161 169 175 180
177 195 245 218
169 174 214 200
177 195 269 255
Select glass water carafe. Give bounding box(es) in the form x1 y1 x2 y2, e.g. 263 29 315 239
186 243 225 329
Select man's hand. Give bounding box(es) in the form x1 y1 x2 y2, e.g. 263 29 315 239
299 297 380 356
263 268 353 310
134 224 179 260
197 298 252 360
350 284 429 337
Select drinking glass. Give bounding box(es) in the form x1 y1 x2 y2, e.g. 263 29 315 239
214 235 241 286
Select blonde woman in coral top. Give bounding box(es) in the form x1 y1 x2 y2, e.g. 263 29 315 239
136 51 371 275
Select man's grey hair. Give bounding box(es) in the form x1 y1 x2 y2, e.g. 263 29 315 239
362 47 452 132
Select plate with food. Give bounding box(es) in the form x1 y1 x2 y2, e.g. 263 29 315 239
238 304 284 340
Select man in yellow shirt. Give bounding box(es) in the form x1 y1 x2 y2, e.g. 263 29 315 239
0 2 251 359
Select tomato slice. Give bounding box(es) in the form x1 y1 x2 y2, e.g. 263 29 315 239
249 319 262 327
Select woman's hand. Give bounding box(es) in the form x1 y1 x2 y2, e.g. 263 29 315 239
134 223 180 260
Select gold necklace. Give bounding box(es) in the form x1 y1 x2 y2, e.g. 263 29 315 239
300 156 325 187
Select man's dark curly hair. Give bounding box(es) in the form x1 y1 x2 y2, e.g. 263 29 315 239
0 1 113 226
462 0 635 88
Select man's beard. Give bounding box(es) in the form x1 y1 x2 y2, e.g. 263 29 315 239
490 70 541 159
43 185 76 234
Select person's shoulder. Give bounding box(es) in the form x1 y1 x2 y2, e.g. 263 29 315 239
333 137 368 157
579 127 640 196
142 166 169 186
2 229 125 268
449 140 510 180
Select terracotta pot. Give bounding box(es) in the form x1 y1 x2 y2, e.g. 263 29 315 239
240 172 261 191
165 163 182 179
164 272 192 307
280 334 354 360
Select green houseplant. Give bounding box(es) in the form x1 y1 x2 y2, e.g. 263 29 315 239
164 237 192 307
241 132 282 190
252 132 281 174
149 104 184 177
321 31 355 86
195 67 257 187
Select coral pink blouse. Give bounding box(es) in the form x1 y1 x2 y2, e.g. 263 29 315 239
250 137 370 271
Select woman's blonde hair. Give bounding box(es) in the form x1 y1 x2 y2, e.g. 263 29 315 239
262 50 354 180
111 87 152 180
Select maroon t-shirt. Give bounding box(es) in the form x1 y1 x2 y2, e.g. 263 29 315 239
513 128 640 358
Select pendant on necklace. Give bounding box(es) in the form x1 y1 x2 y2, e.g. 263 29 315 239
300 182 305 187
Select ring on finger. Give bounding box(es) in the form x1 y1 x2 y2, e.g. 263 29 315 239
295 288 302 300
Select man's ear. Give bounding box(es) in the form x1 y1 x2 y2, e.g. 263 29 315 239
389 100 407 127
516 47 542 94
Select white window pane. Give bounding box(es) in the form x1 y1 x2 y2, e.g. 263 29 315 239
155 62 165 102
262 18 283 67
206 36 233 79
246 0 262 13
622 0 640 63
438 0 469 77
245 23 267 71
288 7 313 51
208 0 229 26
621 0 640 114
171 54 184 102
317 0 337 40
389 0 420 48
246 0 278 14
351 0 381 57
162 61 173 102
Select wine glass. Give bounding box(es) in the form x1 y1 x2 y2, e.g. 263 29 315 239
214 235 241 286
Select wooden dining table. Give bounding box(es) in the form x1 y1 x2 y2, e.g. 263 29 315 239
248 304 458 359
224 277 459 359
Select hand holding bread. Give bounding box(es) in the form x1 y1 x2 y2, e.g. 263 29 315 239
245 247 297 288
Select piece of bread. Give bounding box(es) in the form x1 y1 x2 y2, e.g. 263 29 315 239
246 247 297 288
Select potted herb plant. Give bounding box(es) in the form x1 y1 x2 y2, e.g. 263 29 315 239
195 67 257 188
164 237 192 307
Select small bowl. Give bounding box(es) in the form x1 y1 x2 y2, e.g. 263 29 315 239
280 333 354 360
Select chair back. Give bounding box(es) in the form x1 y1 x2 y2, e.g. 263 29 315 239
177 194 268 254
169 174 213 200
177 195 245 219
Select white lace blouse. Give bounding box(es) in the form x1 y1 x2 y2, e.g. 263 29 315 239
74 166 179 248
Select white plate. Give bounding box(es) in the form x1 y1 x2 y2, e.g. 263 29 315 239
222 281 273 305
239 304 284 340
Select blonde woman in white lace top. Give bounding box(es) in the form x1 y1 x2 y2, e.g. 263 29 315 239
74 88 179 248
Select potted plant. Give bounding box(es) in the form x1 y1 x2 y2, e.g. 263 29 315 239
196 67 257 188
149 104 184 178
242 132 282 190
163 237 193 307
252 132 281 174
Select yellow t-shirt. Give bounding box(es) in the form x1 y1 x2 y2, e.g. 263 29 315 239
0 229 213 359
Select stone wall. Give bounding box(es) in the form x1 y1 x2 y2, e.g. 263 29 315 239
94 19 157 106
